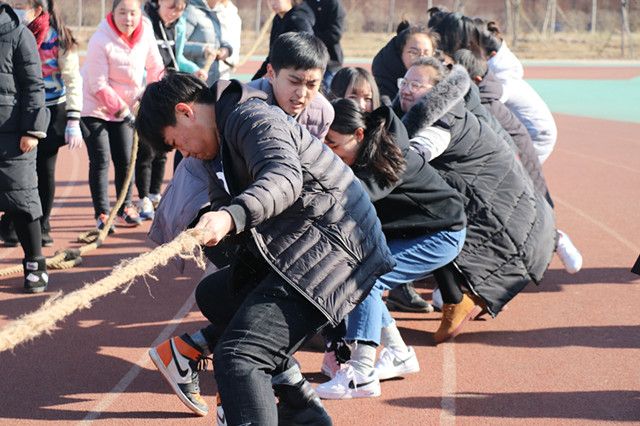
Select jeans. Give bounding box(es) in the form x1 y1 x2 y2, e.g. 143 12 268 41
195 248 328 425
82 117 134 217
345 228 466 344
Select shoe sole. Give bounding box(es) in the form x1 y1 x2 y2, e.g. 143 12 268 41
24 285 47 294
377 364 420 381
317 387 381 400
3 241 19 247
434 305 483 344
320 365 337 379
115 221 142 228
148 347 208 417
386 299 434 313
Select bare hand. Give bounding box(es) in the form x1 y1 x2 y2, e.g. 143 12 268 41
203 45 218 59
194 69 208 81
194 210 235 247
20 136 38 153
216 47 230 61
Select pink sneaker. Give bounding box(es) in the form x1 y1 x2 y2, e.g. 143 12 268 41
115 206 142 227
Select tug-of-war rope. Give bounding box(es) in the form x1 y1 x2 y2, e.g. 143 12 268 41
0 229 206 353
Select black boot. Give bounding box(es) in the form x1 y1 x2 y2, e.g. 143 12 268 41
41 218 53 247
275 379 333 426
386 283 434 313
0 215 19 247
23 256 48 293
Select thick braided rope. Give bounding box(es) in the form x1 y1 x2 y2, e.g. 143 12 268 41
0 129 140 277
0 229 206 353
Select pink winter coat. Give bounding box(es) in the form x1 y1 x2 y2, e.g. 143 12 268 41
81 15 164 121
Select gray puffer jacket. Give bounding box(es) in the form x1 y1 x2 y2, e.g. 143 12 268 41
402 65 556 316
183 0 233 84
151 80 394 324
0 5 48 220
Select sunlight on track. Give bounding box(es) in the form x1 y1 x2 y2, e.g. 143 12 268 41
440 342 456 425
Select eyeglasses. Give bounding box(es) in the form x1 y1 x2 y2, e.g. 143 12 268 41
405 48 432 59
397 78 430 93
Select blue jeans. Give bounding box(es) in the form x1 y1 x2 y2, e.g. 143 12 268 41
345 228 466 344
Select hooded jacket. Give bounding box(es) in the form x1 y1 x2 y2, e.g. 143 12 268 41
0 3 48 220
402 65 556 316
248 77 334 140
371 29 408 102
478 71 550 199
81 16 164 121
150 80 394 324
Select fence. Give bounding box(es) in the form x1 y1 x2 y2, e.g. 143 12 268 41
59 0 638 57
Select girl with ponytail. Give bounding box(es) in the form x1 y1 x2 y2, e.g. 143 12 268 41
316 98 468 400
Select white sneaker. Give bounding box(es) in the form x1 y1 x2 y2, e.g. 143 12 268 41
315 363 380 399
320 350 341 379
374 346 420 381
137 197 155 221
148 193 162 209
556 230 582 274
432 287 443 311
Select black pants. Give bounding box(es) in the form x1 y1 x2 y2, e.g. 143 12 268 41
82 117 134 217
195 248 328 425
135 142 166 199
433 262 465 304
3 212 42 258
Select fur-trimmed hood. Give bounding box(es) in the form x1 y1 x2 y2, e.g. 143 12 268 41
402 64 471 137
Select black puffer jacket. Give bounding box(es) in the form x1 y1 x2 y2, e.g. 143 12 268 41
0 4 49 220
371 29 410 102
478 71 550 199
210 80 395 324
354 106 465 239
306 0 345 73
402 65 556 316
252 3 315 80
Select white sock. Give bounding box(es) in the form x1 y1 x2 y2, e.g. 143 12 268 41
348 341 377 377
380 322 408 353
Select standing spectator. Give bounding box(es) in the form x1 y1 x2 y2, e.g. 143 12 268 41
252 0 315 80
207 0 241 80
136 0 204 220
81 0 164 230
305 0 345 91
183 0 233 84
371 23 439 103
7 0 83 248
0 2 50 292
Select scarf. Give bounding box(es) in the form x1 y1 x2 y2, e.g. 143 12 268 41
27 11 50 48
106 12 143 48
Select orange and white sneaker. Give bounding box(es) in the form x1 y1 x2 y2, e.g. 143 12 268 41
149 334 209 416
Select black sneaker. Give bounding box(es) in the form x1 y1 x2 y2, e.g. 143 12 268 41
148 334 210 416
386 283 435 313
275 379 333 425
41 231 54 247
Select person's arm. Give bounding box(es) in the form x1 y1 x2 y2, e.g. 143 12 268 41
219 103 304 234
14 27 48 141
144 21 165 84
58 47 84 149
84 35 128 117
409 125 451 161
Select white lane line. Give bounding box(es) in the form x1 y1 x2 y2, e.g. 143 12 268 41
554 197 640 253
555 148 639 174
79 291 196 424
440 342 456 426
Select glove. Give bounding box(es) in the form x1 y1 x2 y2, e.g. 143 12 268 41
64 120 83 150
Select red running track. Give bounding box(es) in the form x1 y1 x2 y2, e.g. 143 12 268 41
0 72 638 425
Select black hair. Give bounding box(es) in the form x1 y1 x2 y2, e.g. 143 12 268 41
397 24 440 55
112 0 141 12
453 48 487 80
428 11 485 58
135 72 214 153
330 99 406 188
269 32 329 73
473 17 503 56
410 56 447 85
329 67 381 110
27 0 77 50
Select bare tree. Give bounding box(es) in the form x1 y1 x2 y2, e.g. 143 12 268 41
512 0 521 48
620 0 634 57
591 0 597 34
